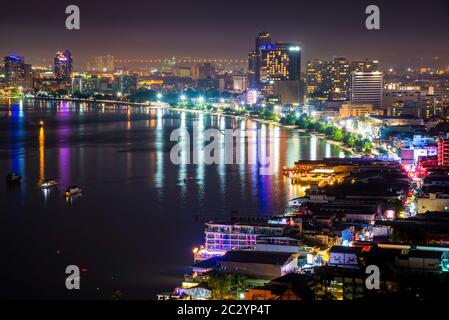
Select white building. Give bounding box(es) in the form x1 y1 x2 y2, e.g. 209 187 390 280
417 192 449 214
233 75 248 93
351 71 383 109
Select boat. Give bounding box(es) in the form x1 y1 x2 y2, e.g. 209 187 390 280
65 185 82 197
41 179 58 189
6 173 22 184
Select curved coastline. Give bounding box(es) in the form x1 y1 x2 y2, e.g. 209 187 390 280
2 96 356 156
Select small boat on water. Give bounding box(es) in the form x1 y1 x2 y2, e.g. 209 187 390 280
41 179 58 189
6 173 22 184
65 185 82 197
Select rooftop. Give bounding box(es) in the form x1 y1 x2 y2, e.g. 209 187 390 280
329 245 364 254
220 251 294 265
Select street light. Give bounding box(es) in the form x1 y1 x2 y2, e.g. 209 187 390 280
198 96 205 103
156 93 163 100
180 94 186 101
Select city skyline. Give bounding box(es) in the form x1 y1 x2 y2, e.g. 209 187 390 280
1 0 449 69
3 0 449 304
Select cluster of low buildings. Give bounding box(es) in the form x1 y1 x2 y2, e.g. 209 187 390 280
159 158 449 301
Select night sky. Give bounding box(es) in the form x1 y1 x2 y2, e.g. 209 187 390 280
1 0 449 68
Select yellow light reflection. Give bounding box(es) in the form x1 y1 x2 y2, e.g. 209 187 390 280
39 127 45 181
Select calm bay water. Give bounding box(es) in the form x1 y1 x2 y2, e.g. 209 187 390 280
0 99 349 299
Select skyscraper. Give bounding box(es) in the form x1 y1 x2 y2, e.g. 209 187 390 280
255 32 271 53
113 75 139 94
191 63 215 80
87 55 115 72
260 43 301 82
351 71 383 109
54 50 73 81
351 59 379 73
306 57 350 101
247 50 259 89
248 32 272 89
259 43 301 103
3 55 32 89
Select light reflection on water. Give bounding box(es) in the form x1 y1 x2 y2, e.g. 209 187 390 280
0 99 350 299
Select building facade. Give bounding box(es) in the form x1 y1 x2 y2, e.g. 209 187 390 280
438 137 449 166
306 57 350 101
351 71 383 109
3 55 32 89
54 50 73 81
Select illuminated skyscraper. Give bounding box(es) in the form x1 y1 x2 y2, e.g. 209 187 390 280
259 43 301 103
306 57 350 101
248 50 259 89
248 32 272 89
255 32 271 53
113 75 139 94
351 71 383 109
350 59 379 73
54 50 73 81
3 55 32 89
260 43 301 82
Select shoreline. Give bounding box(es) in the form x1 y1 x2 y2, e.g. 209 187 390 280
2 95 357 156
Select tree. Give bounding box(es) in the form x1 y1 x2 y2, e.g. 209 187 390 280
325 126 336 137
130 88 156 103
332 128 344 141
316 122 327 133
281 113 297 125
362 139 373 152
296 116 310 129
346 135 357 148
205 271 248 300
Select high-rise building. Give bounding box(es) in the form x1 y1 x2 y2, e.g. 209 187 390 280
260 43 301 82
54 50 73 81
71 75 100 94
248 32 272 89
259 42 301 103
306 57 350 101
429 84 449 106
255 32 271 52
350 59 379 73
173 66 191 78
248 50 259 89
351 71 383 109
191 63 215 80
87 55 115 72
233 75 248 92
3 55 32 89
113 75 139 94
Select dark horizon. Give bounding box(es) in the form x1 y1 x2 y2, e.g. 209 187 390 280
1 0 449 69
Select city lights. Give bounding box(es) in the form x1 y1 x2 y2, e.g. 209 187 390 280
2 1 449 304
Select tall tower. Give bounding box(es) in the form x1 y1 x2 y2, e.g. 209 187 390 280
255 32 271 51
54 50 73 81
259 43 301 82
259 43 301 103
351 71 383 109
248 32 272 89
3 55 32 89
